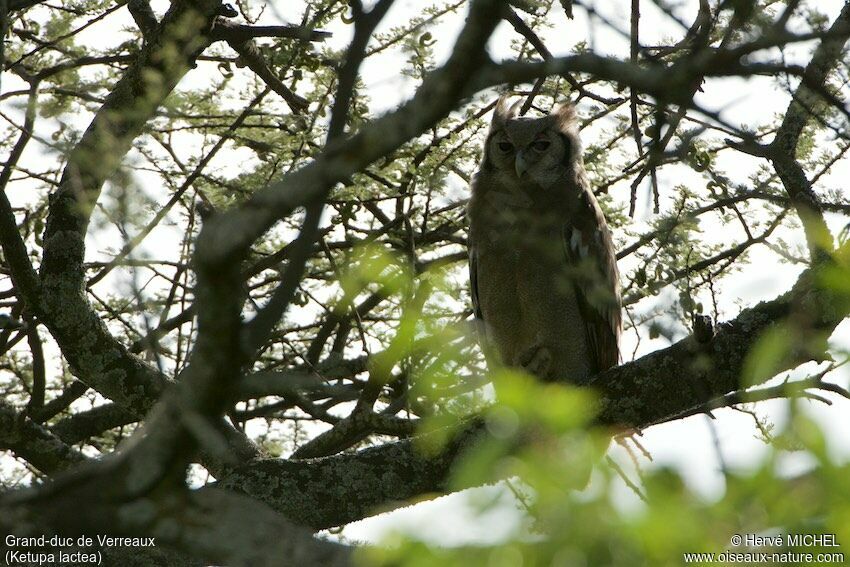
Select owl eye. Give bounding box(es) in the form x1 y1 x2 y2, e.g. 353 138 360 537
531 140 551 151
497 141 513 153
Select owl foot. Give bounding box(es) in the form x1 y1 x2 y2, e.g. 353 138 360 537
518 345 553 379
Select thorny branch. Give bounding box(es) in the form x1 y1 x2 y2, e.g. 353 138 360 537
1 0 850 564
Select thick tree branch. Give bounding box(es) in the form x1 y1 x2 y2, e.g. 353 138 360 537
0 401 88 474
242 0 395 359
27 380 89 424
216 253 850 530
36 0 222 415
767 0 850 259
0 469 352 566
138 0 506 485
195 29 835 280
218 421 483 530
127 0 158 37
7 0 42 10
0 4 509 557
4 3 850 563
17 0 261 478
194 0 507 269
49 403 137 445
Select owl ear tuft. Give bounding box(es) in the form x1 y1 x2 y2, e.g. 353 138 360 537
551 102 577 130
492 95 519 128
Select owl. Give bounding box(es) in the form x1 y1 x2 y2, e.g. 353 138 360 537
467 97 621 385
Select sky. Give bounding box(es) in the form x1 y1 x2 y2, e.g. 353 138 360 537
318 0 850 544
2 0 850 548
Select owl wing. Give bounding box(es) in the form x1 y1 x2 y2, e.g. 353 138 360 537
562 194 621 374
468 233 484 322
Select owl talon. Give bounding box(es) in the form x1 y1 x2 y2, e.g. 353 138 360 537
519 345 553 378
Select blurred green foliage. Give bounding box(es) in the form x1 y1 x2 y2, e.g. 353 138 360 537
362 372 850 566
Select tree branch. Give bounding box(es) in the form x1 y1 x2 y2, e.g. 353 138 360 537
26 0 260 478
216 250 850 530
0 400 88 474
36 0 222 415
0 86 41 312
0 470 352 566
209 20 331 43
768 0 850 260
223 37 309 112
7 0 43 10
127 0 157 37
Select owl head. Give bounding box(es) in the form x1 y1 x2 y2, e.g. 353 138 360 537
482 96 583 191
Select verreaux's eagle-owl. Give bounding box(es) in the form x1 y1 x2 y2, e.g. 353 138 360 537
467 97 621 385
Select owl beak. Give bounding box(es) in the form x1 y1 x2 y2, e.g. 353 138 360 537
515 152 528 178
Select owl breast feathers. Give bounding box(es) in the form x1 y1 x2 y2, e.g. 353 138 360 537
467 97 621 385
